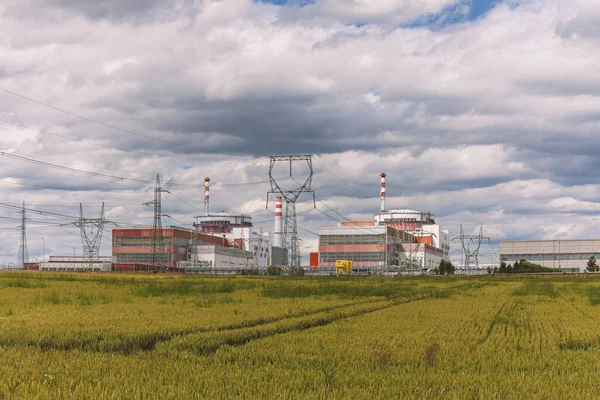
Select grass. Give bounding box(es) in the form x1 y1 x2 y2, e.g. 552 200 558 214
2 273 600 398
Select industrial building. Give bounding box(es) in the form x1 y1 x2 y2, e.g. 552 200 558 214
312 173 450 275
112 227 227 272
178 244 256 273
317 223 447 274
500 239 600 273
193 213 271 267
192 178 274 267
35 256 113 272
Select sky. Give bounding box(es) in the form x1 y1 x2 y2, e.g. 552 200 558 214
1 0 600 266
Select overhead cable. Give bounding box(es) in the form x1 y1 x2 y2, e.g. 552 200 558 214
0 86 238 156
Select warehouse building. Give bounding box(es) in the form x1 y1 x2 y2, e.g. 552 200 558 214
500 239 600 273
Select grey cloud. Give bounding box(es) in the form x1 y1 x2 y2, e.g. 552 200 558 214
4 0 202 23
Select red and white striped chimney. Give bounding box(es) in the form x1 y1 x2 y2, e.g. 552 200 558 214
380 173 386 213
204 177 210 214
273 195 283 248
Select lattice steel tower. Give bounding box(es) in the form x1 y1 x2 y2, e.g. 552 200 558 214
74 203 109 270
18 201 28 269
452 224 490 269
145 174 170 272
267 155 316 271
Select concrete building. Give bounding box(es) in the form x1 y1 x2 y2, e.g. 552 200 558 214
500 239 600 273
186 244 253 268
317 223 445 274
39 256 112 272
194 212 272 267
375 209 450 259
112 227 226 272
313 173 450 275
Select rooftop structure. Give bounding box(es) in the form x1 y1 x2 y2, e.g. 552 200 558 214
193 213 253 234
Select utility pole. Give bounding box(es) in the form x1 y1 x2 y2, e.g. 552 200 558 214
266 155 316 274
18 201 29 269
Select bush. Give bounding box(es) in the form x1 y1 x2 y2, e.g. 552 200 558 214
267 266 283 276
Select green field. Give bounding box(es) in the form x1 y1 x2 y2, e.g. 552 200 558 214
1 273 600 398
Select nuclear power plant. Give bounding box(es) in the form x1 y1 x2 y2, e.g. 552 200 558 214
21 164 452 275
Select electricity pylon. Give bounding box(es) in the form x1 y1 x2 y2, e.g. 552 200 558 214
266 155 316 272
144 174 170 272
17 201 29 269
74 203 111 270
452 224 490 269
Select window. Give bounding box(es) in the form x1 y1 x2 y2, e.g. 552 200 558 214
320 234 385 246
320 252 385 263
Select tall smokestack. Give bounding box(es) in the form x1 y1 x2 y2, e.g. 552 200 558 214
274 195 283 247
204 177 210 214
380 173 386 213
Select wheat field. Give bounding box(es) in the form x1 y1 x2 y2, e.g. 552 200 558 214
0 272 599 398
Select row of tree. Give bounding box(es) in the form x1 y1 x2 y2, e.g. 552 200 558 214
434 259 456 275
486 256 600 274
487 260 560 274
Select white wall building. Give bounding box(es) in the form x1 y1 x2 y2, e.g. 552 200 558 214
228 227 271 267
189 244 253 268
500 239 600 273
421 224 451 258
40 256 112 272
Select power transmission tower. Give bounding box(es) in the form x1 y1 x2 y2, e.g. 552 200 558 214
18 201 29 269
144 174 170 273
74 203 110 271
452 224 490 269
266 155 316 273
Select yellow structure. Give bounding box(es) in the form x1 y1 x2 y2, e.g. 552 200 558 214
335 260 353 275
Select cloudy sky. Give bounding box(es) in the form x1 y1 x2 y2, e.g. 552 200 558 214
1 0 599 266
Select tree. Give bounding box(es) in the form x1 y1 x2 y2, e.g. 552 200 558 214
437 260 455 275
587 256 599 272
498 261 507 274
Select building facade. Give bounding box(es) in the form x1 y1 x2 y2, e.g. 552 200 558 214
375 209 451 259
112 227 226 271
499 239 600 273
183 244 253 270
317 224 445 274
39 256 112 272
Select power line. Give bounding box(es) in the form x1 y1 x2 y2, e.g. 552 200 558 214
166 192 203 213
0 86 238 156
0 178 149 192
0 202 79 220
0 150 153 184
0 149 282 190
0 117 224 163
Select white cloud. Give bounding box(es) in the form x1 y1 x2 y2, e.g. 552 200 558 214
1 0 600 264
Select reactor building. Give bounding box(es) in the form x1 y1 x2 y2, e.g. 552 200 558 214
313 173 450 274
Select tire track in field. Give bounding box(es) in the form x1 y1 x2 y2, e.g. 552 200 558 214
470 290 513 351
0 288 423 353
163 282 483 357
0 283 480 354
